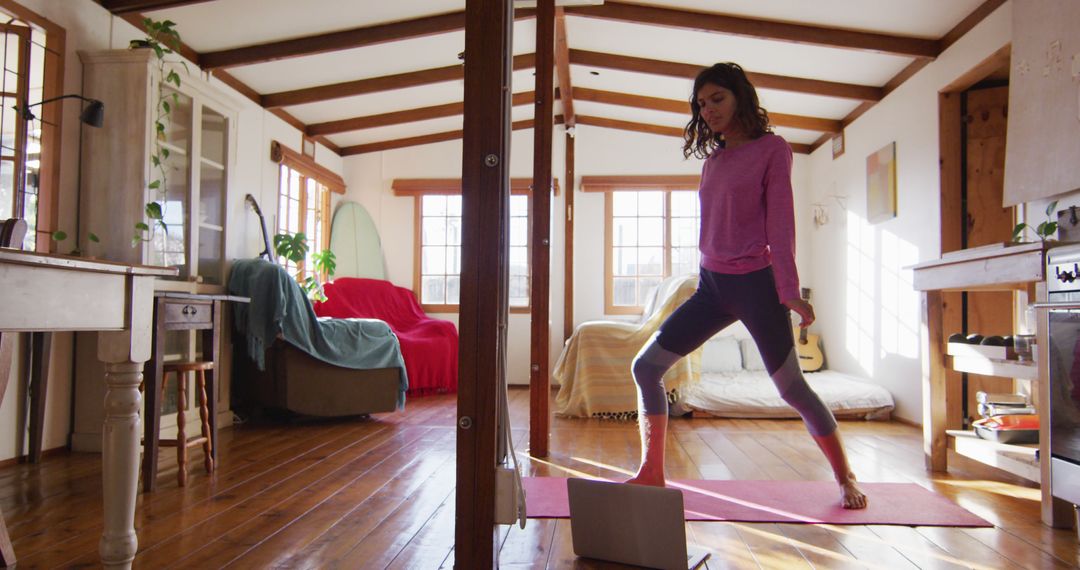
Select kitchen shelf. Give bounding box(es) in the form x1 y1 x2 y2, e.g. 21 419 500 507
947 429 1040 482
949 354 1038 380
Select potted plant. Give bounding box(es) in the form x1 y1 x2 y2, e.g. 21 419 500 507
1012 200 1058 245
273 232 337 301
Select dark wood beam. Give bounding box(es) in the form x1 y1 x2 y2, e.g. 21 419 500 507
529 0 554 460
565 1 939 59
201 10 538 70
569 49 883 102
809 0 1007 152
263 53 536 108
457 0 511 564
340 117 559 155
572 87 841 133
99 0 217 13
554 7 575 127
576 115 810 153
307 91 537 137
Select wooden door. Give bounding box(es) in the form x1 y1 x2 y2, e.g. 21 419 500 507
962 84 1015 425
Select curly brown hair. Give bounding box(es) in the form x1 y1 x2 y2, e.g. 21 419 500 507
683 62 772 159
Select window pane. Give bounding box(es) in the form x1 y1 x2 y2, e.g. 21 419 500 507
447 245 461 274
509 194 528 216
612 278 636 306
612 192 637 217
423 217 447 246
423 195 446 217
447 194 462 216
638 277 662 305
639 247 663 275
509 274 529 306
446 276 460 304
639 218 663 247
422 276 445 304
613 247 636 276
509 245 527 275
422 246 447 274
447 217 462 246
288 169 301 199
638 191 663 215
509 217 528 246
671 218 697 247
612 218 637 247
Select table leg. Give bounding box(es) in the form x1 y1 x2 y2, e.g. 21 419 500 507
99 361 142 569
923 289 948 472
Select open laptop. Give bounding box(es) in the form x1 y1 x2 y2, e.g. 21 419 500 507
567 478 710 570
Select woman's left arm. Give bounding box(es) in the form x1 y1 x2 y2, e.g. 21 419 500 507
763 138 800 305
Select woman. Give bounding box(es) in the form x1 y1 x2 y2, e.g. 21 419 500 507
625 62 867 509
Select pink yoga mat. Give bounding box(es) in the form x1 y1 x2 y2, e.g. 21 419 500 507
523 477 991 527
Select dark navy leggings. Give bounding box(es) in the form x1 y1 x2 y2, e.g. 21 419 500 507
655 266 793 373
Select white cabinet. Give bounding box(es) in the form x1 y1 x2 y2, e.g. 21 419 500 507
78 49 234 285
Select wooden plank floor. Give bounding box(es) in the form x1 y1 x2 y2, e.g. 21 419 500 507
2 386 1079 569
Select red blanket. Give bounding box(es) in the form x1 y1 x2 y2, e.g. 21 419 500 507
315 278 458 396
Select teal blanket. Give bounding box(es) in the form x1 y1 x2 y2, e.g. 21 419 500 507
229 259 408 408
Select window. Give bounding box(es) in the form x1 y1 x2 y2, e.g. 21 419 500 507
272 140 344 282
394 178 551 314
584 176 701 315
0 4 64 252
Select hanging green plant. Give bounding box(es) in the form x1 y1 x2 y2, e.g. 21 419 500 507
129 17 188 248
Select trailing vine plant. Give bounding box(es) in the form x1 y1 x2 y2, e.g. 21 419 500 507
130 18 187 249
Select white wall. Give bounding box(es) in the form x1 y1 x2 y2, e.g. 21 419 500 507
341 129 567 384
0 0 344 461
801 2 1012 423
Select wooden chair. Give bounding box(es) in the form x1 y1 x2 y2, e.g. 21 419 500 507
148 361 215 486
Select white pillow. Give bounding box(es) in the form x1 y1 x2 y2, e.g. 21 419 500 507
701 336 742 373
740 339 767 371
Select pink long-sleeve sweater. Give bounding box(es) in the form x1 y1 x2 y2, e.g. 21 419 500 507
698 133 800 303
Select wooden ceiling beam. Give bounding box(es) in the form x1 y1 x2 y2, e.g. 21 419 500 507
572 87 841 133
307 91 538 136
565 1 939 59
200 10 538 70
341 115 564 156
99 0 217 13
554 7 575 128
569 49 883 102
263 53 536 108
809 0 1006 153
575 114 810 154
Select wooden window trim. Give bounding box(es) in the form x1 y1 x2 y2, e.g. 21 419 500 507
582 175 699 192
0 1 65 252
603 179 700 315
270 139 345 194
276 163 331 281
403 179 545 314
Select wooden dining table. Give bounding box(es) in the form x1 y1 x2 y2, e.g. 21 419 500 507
0 248 176 569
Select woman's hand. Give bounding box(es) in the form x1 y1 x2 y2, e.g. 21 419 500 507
785 298 815 328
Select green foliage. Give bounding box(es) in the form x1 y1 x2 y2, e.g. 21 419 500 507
130 17 187 247
274 232 337 302
1012 200 1059 244
51 230 100 256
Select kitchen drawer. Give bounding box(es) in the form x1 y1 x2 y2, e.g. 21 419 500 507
162 301 212 326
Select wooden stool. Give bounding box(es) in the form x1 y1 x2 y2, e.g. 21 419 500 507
153 361 215 486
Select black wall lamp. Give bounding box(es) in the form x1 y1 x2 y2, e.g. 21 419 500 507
16 94 105 127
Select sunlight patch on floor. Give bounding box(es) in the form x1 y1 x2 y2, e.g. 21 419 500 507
933 478 1041 501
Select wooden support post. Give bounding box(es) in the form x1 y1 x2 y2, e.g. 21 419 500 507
456 0 512 567
529 0 554 459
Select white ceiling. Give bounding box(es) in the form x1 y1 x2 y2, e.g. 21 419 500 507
128 0 992 154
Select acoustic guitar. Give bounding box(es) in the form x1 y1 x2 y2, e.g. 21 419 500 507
792 287 824 372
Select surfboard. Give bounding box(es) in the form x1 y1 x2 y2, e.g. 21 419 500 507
329 201 386 280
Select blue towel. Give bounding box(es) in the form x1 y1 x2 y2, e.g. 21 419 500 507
228 258 408 408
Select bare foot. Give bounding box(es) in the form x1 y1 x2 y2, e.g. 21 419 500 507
839 475 867 509
624 473 666 487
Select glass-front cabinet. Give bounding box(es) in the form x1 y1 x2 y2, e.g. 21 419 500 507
78 49 234 286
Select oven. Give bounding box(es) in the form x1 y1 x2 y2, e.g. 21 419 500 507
1041 244 1080 506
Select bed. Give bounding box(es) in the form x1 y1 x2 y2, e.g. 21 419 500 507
674 336 895 420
